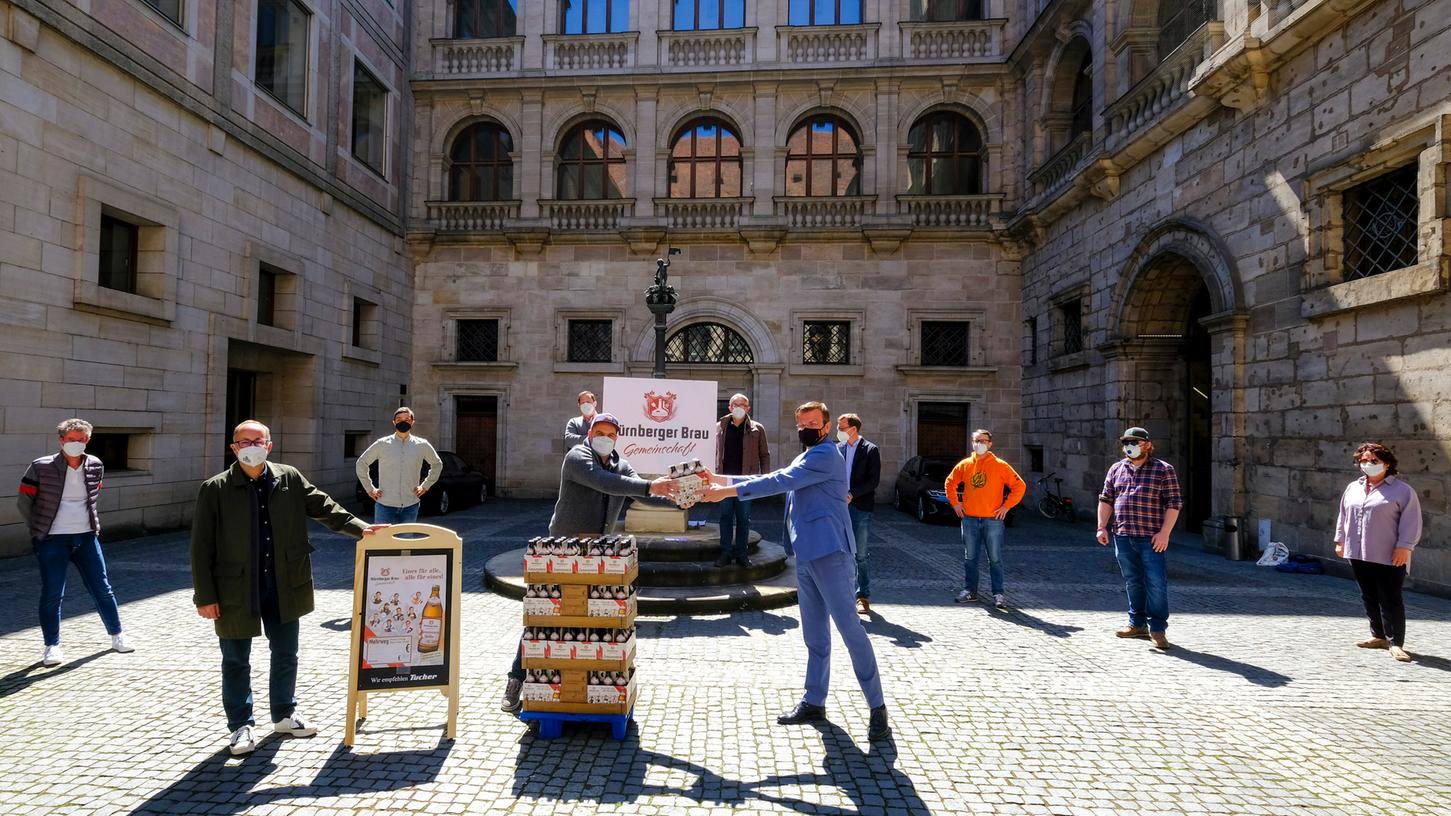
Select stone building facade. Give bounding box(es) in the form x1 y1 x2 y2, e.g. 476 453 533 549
0 0 413 555
1011 0 1451 592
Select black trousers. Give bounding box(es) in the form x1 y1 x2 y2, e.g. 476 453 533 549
1350 559 1407 646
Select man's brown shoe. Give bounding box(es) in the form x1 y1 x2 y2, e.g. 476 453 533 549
1115 626 1149 639
1356 637 1389 649
856 597 871 615
1150 632 1171 649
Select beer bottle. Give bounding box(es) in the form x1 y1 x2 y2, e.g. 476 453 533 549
418 584 444 653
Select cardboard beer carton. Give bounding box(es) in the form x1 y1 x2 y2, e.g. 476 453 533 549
587 587 638 617
585 668 637 705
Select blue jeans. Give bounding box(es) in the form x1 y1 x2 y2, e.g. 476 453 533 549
1113 534 1169 633
718 497 752 559
33 532 123 646
848 507 872 598
374 502 420 524
961 516 1005 596
219 593 299 732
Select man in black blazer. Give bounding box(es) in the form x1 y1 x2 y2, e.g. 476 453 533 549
836 413 881 614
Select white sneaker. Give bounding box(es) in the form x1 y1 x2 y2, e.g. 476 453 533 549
994 594 1009 611
41 645 64 666
954 590 977 604
273 714 318 737
228 725 256 756
111 633 135 653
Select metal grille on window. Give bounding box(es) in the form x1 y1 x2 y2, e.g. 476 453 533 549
1059 301 1083 355
920 321 970 367
567 319 613 363
802 321 851 365
665 322 754 364
1344 164 1419 281
456 319 499 362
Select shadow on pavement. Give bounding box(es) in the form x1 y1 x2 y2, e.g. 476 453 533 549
637 611 800 640
0 650 110 699
991 607 1084 639
1153 645 1293 687
1409 652 1451 673
128 738 453 815
863 611 934 648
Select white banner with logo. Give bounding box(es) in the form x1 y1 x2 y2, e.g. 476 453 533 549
602 376 718 474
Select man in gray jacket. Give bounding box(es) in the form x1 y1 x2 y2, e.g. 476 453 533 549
355 407 443 524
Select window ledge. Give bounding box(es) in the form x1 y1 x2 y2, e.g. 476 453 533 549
789 363 866 377
72 281 174 325
343 346 383 366
895 365 998 376
1300 262 1446 319
553 361 625 374
1049 351 1091 373
430 361 520 372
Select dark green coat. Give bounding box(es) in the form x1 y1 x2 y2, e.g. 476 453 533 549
190 461 367 639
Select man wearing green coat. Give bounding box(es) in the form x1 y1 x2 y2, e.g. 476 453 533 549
191 420 386 755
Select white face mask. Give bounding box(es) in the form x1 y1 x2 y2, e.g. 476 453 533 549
730 407 747 421
590 436 615 458
837 430 850 444
1360 462 1386 478
61 441 87 457
972 442 989 456
1123 444 1143 459
579 402 595 417
236 445 270 467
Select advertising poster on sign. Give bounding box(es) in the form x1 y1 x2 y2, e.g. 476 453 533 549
602 376 718 475
357 549 453 691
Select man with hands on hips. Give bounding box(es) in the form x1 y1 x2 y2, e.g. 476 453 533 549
1096 426 1182 650
698 401 890 742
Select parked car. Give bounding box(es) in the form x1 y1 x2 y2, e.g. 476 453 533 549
893 455 1020 526
355 450 489 516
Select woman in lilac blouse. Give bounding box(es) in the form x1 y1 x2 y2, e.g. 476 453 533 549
1334 442 1422 662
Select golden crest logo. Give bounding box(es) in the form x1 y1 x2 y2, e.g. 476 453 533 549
643 391 678 423
970 472 987 489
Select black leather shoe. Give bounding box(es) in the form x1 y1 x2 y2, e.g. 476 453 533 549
734 555 750 568
868 705 891 740
777 702 826 725
713 555 731 567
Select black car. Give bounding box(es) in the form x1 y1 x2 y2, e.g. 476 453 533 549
893 456 958 523
355 450 489 516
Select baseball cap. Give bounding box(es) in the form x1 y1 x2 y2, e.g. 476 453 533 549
589 412 622 431
1120 427 1150 443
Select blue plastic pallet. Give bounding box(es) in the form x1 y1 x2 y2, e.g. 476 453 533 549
519 708 634 740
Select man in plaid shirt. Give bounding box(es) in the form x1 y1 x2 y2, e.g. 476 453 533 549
1096 427 1182 649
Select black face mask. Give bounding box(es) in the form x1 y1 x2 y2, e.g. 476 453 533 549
798 427 824 447
395 421 413 433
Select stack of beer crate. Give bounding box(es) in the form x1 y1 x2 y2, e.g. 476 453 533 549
518 534 639 716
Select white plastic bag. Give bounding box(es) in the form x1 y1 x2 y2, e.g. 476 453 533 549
1256 541 1289 567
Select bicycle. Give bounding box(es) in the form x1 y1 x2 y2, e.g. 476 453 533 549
1035 472 1076 522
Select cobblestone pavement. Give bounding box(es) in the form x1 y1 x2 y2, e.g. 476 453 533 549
1 498 1449 816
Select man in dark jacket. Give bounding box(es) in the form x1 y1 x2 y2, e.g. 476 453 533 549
713 393 771 567
836 413 881 614
191 420 386 756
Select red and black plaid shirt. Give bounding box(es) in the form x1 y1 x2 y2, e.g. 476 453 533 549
1100 458 1182 538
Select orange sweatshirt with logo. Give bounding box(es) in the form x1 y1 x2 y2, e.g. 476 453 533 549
944 453 1027 517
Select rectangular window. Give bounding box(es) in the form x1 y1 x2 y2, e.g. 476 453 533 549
142 0 183 25
352 297 379 349
98 215 139 294
909 0 983 21
1059 299 1083 355
1343 163 1419 281
789 0 861 25
560 0 629 33
802 320 851 365
1025 316 1038 365
673 0 745 29
567 319 613 363
344 431 371 459
457 319 500 362
455 0 518 38
920 320 970 367
1026 445 1044 474
351 61 388 175
255 0 310 116
257 264 279 327
88 433 131 471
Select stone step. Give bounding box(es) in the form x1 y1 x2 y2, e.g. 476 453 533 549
638 543 789 587
635 527 763 562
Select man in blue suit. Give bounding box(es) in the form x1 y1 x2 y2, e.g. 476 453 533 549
702 401 889 741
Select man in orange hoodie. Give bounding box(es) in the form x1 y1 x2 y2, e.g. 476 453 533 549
944 429 1026 610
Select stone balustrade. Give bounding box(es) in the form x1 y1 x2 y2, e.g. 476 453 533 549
543 32 639 71
540 199 633 231
897 194 1001 228
780 24 878 63
430 37 523 75
1028 132 1091 196
773 196 875 228
654 197 751 230
1104 24 1219 150
426 200 520 232
659 28 755 67
899 20 1002 61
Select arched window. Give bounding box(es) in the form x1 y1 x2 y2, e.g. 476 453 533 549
673 0 745 29
448 122 514 201
785 116 862 197
669 119 743 198
666 322 754 364
1070 50 1093 137
559 0 629 33
556 120 627 200
787 0 861 26
455 0 518 38
909 0 982 21
1157 0 1213 57
906 112 984 195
